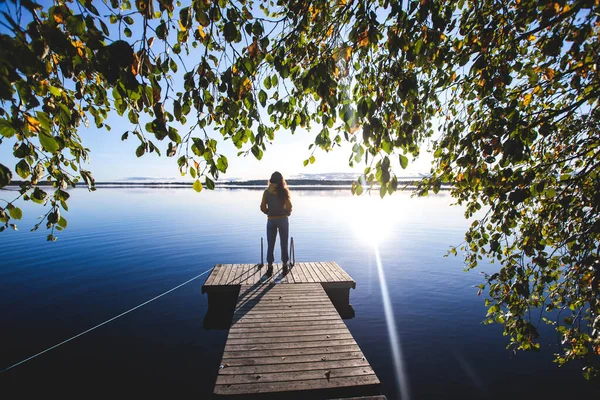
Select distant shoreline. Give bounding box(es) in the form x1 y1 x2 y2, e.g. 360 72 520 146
5 179 451 190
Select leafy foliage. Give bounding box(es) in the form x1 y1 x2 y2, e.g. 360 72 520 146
0 0 599 378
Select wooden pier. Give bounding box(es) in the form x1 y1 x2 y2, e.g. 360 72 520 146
203 262 381 397
202 262 356 292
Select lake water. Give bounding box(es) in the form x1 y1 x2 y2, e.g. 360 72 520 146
1 187 598 399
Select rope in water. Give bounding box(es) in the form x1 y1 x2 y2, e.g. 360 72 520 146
0 266 214 375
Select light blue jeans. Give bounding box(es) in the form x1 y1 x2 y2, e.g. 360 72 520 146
266 217 289 264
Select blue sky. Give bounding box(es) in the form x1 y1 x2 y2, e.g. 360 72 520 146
51 111 433 181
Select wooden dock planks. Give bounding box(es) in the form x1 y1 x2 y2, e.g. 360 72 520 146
214 283 379 396
202 262 356 293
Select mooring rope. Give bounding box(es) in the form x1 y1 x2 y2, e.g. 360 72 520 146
0 266 214 375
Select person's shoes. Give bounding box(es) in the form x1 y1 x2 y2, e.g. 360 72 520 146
282 263 288 275
266 264 273 276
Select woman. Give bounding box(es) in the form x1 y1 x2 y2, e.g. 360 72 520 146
260 171 293 276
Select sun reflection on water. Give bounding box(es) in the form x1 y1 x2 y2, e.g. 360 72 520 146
343 195 403 246
340 194 412 399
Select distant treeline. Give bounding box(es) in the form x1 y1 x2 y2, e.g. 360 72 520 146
6 179 450 188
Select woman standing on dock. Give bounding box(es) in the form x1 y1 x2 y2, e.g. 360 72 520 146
260 171 293 276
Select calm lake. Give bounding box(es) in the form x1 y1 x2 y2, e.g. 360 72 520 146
1 187 598 399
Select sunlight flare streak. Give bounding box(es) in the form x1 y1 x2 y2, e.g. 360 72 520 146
375 245 411 400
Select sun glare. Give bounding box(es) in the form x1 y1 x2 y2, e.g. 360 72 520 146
343 196 401 246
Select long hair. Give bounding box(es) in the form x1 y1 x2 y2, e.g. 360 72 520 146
269 171 290 203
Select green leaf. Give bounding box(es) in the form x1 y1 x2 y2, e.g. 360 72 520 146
168 128 182 144
15 159 30 179
224 21 237 42
193 179 203 192
174 100 182 120
0 163 12 187
31 187 47 204
39 131 60 153
216 155 228 172
251 145 263 160
6 204 22 220
259 90 267 107
0 119 16 138
205 177 215 190
399 154 409 169
55 189 70 201
58 216 68 229
136 144 145 157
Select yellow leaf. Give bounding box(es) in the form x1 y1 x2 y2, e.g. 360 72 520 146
523 93 533 106
53 12 64 25
546 68 555 80
451 72 457 81
131 53 140 76
357 29 369 48
25 115 40 133
343 46 352 62
72 40 85 57
178 20 187 32
238 77 252 98
198 26 207 40
248 39 259 58
527 34 536 41
534 85 542 95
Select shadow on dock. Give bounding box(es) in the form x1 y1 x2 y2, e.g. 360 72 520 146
203 278 355 330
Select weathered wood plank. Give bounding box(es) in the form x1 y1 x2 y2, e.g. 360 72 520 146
222 344 363 359
321 261 345 282
331 261 354 282
213 264 227 286
291 263 309 283
331 396 388 400
226 334 354 346
232 315 343 324
316 261 337 282
310 261 329 282
214 375 381 395
302 262 319 283
234 303 337 311
230 321 347 332
224 338 357 352
221 351 366 366
232 312 342 320
287 262 300 283
228 328 351 338
204 264 222 286
217 264 234 286
234 296 332 303
219 358 372 375
216 365 375 385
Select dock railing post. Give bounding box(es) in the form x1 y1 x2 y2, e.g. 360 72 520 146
290 237 295 266
260 237 264 266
